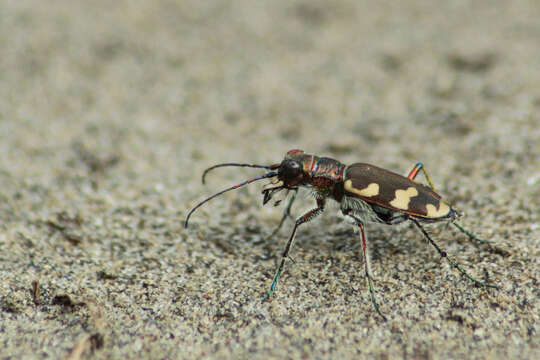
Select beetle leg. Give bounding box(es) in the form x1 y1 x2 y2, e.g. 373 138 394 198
407 162 437 191
410 218 498 289
268 189 298 239
348 215 387 321
267 199 325 299
408 164 506 255
451 222 509 256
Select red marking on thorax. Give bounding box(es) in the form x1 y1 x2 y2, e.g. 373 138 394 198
310 156 319 174
286 149 305 156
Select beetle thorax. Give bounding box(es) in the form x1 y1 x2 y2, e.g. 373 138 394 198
280 151 346 201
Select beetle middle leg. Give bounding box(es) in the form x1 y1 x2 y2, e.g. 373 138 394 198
266 199 325 299
347 214 387 320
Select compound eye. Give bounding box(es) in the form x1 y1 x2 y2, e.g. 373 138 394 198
280 160 302 180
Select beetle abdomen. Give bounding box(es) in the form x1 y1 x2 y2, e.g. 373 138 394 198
343 163 452 219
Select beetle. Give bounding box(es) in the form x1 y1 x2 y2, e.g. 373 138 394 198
184 149 498 320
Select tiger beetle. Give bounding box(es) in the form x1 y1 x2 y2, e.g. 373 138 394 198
184 149 498 320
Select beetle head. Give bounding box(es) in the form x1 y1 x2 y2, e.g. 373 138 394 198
185 150 308 227
262 150 307 205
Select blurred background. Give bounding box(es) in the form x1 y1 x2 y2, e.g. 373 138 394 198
1 1 538 359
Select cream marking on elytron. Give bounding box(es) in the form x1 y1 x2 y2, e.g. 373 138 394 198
426 202 451 218
389 187 419 210
344 180 379 197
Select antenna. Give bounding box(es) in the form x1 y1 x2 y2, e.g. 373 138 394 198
185 171 278 228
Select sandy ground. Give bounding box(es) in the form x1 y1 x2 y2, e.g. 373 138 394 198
0 1 539 359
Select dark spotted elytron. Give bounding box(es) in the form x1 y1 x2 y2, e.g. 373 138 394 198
184 149 498 320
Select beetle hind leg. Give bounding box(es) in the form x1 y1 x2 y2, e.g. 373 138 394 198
451 221 509 256
411 218 498 289
408 163 506 255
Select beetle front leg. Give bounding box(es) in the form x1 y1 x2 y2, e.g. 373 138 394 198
266 199 325 299
348 214 387 321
